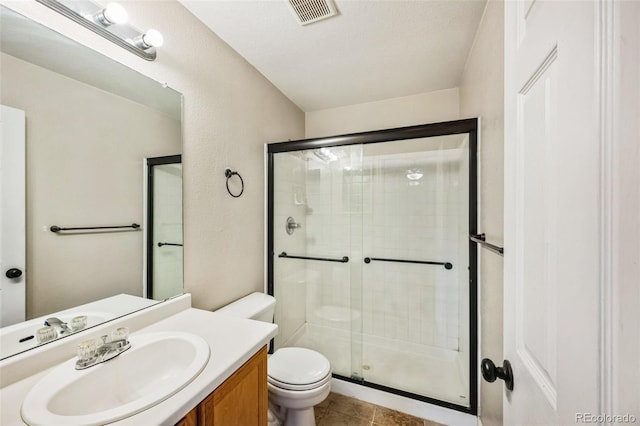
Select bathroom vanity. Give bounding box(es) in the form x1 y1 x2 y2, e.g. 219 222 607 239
0 294 277 425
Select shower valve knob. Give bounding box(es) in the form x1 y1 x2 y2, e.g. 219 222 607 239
481 358 514 391
286 217 301 235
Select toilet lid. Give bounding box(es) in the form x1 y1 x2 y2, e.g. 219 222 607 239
268 347 331 386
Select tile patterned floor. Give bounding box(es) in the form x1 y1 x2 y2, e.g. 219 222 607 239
314 393 445 426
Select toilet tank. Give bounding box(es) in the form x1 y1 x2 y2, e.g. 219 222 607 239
215 292 275 323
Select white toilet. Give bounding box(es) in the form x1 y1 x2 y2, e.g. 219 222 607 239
216 292 331 426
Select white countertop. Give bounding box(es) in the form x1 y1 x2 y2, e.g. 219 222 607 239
0 295 278 425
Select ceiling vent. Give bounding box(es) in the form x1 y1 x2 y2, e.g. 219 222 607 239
286 0 338 26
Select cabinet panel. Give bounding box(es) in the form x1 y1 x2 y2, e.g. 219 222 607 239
176 407 197 426
178 346 267 426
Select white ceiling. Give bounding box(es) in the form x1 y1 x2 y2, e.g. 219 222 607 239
179 0 487 112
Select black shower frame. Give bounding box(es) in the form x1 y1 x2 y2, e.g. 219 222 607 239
266 118 478 415
146 154 181 300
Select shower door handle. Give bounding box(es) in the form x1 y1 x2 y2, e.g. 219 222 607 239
363 257 453 270
158 242 183 247
481 358 514 391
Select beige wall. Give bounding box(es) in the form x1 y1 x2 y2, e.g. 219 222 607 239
459 1 504 424
305 88 460 138
1 0 305 311
1 52 181 318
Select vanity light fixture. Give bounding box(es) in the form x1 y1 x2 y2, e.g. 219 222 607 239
35 0 163 61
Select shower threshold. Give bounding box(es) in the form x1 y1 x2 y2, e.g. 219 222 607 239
329 377 477 426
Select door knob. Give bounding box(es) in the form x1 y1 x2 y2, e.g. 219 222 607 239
481 358 514 391
5 268 23 279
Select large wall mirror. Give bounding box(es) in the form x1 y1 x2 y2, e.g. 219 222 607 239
0 5 183 359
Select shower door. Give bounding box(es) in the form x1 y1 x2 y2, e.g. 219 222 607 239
268 119 477 414
269 144 365 382
358 134 472 408
146 155 183 301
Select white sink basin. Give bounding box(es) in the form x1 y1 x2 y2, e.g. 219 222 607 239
21 331 210 426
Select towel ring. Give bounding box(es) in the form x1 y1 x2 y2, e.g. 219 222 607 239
225 168 244 198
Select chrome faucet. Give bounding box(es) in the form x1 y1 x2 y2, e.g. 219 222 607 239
75 327 130 370
44 317 72 335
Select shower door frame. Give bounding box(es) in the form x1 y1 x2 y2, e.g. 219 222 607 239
145 154 182 300
267 118 478 415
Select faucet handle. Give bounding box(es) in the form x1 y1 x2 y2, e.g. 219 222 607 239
77 339 97 361
70 315 87 331
36 326 57 344
111 327 129 343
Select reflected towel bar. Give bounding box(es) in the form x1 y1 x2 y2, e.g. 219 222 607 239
158 242 183 247
278 252 349 263
469 233 504 256
50 223 140 233
364 257 453 270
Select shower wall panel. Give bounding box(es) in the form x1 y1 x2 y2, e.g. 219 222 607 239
304 158 359 332
365 155 461 351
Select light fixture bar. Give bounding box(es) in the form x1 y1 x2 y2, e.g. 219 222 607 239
34 0 158 61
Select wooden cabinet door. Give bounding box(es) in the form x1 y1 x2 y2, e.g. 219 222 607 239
198 346 267 426
175 407 198 426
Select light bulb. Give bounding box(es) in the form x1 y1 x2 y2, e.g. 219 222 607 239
104 3 128 24
142 29 164 48
94 2 128 26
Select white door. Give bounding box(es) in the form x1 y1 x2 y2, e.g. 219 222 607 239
0 105 26 327
504 1 604 423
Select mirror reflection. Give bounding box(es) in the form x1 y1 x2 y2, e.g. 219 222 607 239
0 6 183 359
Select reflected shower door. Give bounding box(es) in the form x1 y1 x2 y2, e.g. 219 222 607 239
270 145 364 380
360 134 471 407
146 155 183 301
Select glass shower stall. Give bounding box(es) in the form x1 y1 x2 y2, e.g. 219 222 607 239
267 119 477 413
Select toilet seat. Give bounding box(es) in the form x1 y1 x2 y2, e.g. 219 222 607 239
268 370 332 391
267 347 331 391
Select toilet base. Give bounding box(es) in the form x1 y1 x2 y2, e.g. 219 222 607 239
284 407 316 426
267 402 282 426
268 379 330 426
